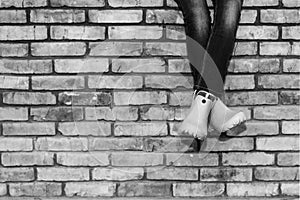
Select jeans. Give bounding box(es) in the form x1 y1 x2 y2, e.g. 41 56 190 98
174 0 243 98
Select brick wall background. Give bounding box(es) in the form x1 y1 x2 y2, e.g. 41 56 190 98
0 0 299 199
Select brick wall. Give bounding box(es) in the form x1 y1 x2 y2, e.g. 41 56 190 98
0 0 299 199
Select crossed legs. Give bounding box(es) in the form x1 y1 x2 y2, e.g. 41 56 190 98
175 0 243 98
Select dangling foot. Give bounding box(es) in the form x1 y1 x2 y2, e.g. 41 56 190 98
175 90 217 140
208 95 247 136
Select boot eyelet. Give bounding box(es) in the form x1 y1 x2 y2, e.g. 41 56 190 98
202 99 206 104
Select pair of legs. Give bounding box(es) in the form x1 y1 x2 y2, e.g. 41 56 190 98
175 0 243 98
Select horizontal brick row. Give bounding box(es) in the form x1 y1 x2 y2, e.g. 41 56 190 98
1 135 300 153
0 76 298 91
0 180 298 197
21 9 300 24
1 0 298 8
0 107 299 123
2 58 298 74
1 42 300 57
0 166 298 182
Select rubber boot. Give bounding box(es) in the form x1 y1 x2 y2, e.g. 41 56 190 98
208 95 247 134
176 90 217 140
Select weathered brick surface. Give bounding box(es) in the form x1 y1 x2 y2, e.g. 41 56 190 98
0 26 47 40
89 10 142 23
0 168 34 182
31 42 86 56
0 0 47 7
65 182 115 197
31 9 85 23
111 152 163 166
9 182 61 196
51 26 105 40
92 167 144 180
147 167 198 180
173 183 225 197
200 167 252 182
0 1 299 199
3 122 55 135
51 0 105 7
222 152 275 166
37 167 89 181
35 137 88 151
3 92 55 104
227 183 279 196
0 60 52 74
255 167 299 181
2 152 54 166
0 10 26 23
0 43 28 57
58 121 111 136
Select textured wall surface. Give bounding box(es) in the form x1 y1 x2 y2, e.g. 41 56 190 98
0 0 299 199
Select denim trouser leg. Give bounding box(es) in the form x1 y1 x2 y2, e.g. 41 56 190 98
175 0 243 97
